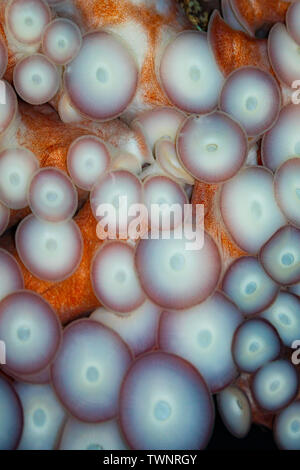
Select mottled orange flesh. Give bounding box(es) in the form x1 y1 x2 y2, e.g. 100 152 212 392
231 0 290 36
192 181 247 266
208 11 272 77
7 201 102 325
0 0 189 109
235 374 274 429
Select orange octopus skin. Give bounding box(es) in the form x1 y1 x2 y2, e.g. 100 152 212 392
0 2 16 84
235 374 274 430
208 10 273 77
230 0 291 37
4 200 102 325
0 0 190 119
192 180 247 270
2 101 149 228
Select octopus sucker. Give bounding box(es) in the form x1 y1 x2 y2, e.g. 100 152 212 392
28 167 78 222
13 53 60 106
59 417 129 450
0 290 62 375
219 66 281 137
119 351 214 450
52 319 133 423
232 318 282 373
0 0 300 451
